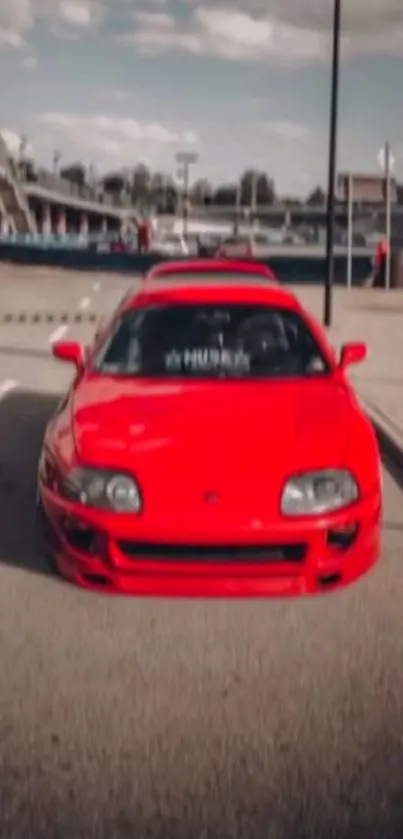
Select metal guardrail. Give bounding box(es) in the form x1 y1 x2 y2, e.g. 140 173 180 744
0 232 125 248
0 241 373 285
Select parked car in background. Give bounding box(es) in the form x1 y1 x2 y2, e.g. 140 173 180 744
198 234 223 257
282 230 305 245
154 232 189 256
217 232 282 259
183 234 201 256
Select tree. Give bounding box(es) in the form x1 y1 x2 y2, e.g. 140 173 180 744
239 169 275 206
190 178 214 206
60 163 87 188
101 172 128 195
212 183 238 206
396 184 403 206
131 164 151 198
150 171 166 191
149 172 178 213
282 195 303 207
306 186 326 206
40 151 319 211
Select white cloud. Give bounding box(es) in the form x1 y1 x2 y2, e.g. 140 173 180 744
0 129 34 157
0 0 104 47
0 130 23 156
22 53 38 67
59 1 91 26
125 0 403 63
272 0 403 57
0 0 33 47
99 88 132 102
126 6 328 63
2 0 403 60
37 112 199 168
0 29 24 46
43 0 105 28
264 121 311 140
262 0 403 35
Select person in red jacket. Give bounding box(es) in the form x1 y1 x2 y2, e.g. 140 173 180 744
376 237 388 268
138 220 150 253
111 234 126 253
366 237 389 287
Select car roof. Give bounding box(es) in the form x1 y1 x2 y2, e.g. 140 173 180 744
125 277 301 311
147 258 277 281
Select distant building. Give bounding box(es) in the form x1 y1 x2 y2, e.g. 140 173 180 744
337 172 398 204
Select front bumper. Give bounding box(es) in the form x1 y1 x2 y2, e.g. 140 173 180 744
38 485 381 597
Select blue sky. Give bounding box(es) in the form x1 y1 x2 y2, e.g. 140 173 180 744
1 0 403 195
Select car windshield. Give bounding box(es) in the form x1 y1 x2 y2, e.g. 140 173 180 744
93 303 330 379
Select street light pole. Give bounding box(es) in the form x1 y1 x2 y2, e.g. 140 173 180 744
323 0 341 327
175 151 198 237
53 150 61 175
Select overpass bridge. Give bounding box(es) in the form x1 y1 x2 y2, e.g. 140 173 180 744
0 135 139 236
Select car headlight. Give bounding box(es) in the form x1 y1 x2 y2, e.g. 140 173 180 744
281 469 359 516
62 467 142 513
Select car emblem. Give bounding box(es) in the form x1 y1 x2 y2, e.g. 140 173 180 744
203 490 219 504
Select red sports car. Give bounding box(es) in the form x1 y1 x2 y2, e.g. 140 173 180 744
37 264 382 597
147 258 277 283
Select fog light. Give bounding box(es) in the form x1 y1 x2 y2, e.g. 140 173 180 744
61 516 96 555
327 522 358 551
318 572 342 588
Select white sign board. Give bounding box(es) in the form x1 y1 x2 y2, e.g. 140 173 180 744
175 152 198 165
378 146 395 173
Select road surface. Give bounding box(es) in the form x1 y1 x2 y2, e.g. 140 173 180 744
1 267 403 839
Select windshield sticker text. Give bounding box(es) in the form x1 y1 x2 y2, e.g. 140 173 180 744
164 348 250 373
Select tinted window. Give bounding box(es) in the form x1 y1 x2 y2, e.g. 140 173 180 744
93 304 330 379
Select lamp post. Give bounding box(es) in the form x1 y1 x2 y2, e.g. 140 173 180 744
19 135 27 164
323 0 341 327
175 151 198 236
18 135 28 180
52 150 61 175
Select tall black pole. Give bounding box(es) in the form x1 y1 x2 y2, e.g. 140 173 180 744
323 0 341 327
183 161 189 238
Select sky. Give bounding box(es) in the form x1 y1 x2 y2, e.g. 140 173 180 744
1 0 403 195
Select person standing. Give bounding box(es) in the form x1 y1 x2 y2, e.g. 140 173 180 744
366 236 389 287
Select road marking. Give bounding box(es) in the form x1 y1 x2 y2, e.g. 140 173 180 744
93 282 100 291
80 297 91 310
0 379 18 399
49 323 69 344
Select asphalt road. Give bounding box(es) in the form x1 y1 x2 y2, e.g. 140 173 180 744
1 267 403 839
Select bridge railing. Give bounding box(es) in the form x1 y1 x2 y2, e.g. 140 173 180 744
18 166 136 210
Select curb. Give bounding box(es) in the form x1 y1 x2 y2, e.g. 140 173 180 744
361 395 403 478
0 313 97 324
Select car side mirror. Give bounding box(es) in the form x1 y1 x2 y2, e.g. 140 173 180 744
52 341 85 368
338 342 367 369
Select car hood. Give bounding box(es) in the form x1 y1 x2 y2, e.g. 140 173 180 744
72 375 352 474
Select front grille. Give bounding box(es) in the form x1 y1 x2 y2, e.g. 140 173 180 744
117 541 307 564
